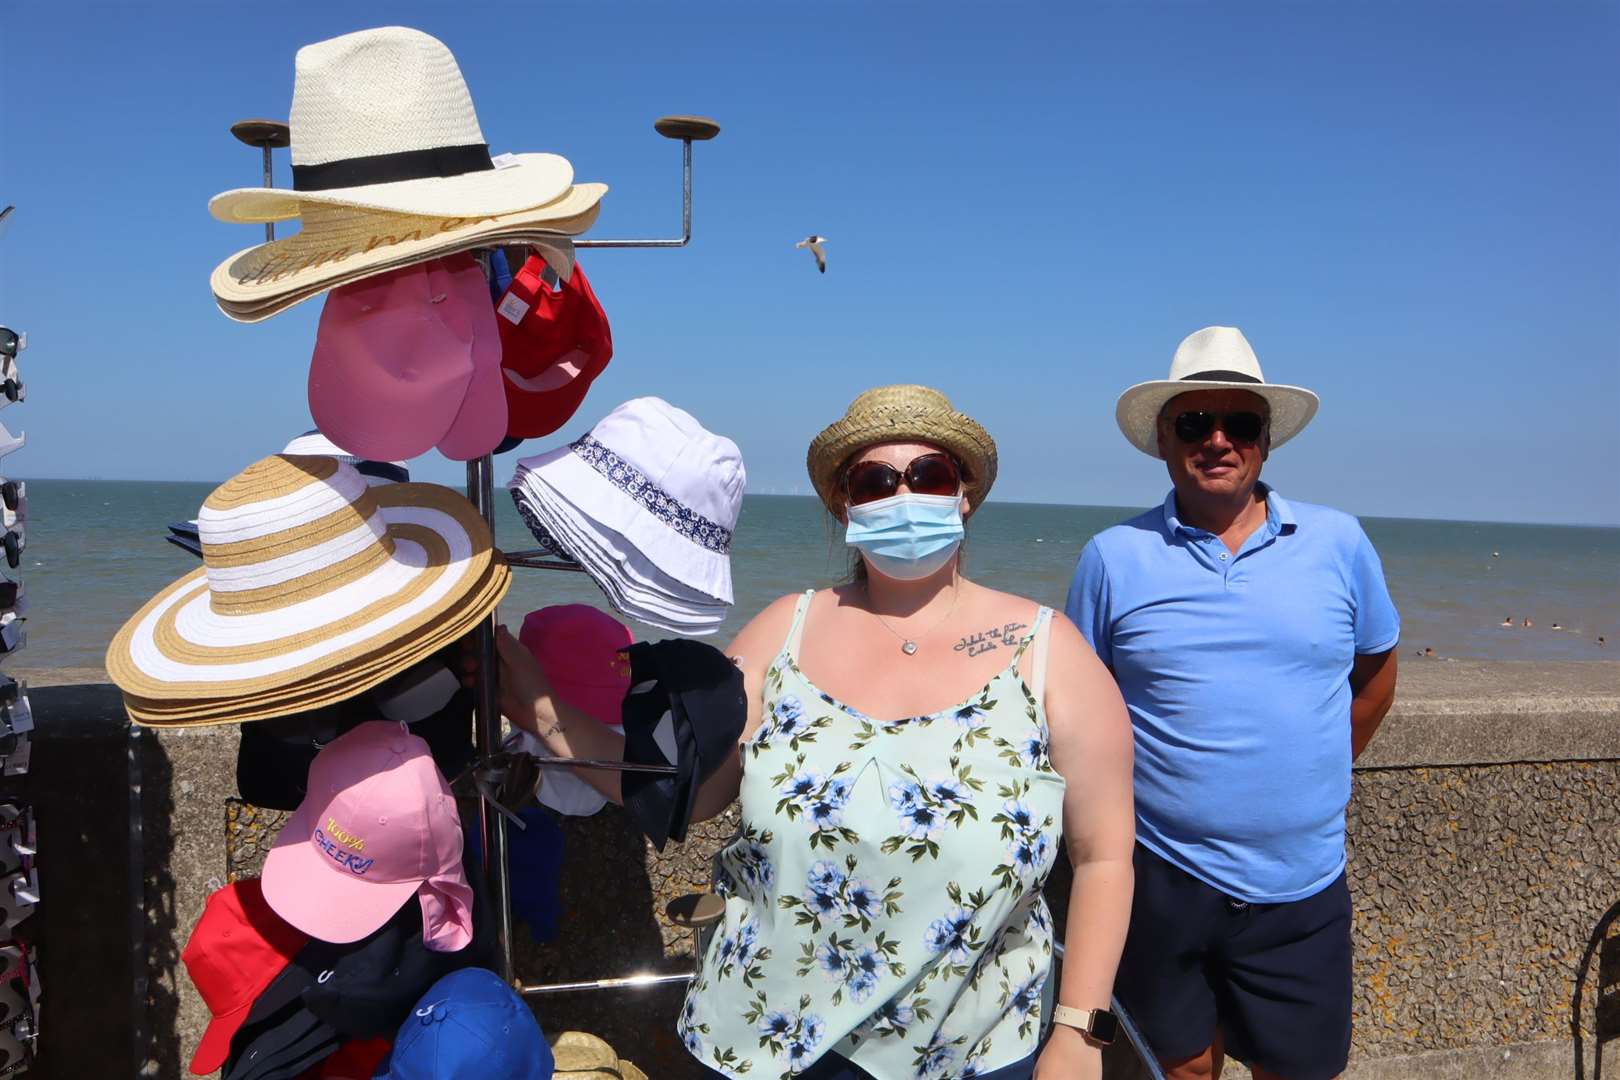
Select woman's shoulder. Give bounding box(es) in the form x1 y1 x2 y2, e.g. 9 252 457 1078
961 580 1050 624
728 591 812 657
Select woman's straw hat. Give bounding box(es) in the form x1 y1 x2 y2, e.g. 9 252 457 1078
106 455 509 726
806 385 997 513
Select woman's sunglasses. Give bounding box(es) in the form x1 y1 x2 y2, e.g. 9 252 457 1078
844 452 962 507
1172 410 1266 445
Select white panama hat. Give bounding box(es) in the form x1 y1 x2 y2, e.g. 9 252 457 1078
1115 326 1320 458
210 27 577 224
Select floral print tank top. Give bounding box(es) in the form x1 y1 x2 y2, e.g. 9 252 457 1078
679 593 1065 1079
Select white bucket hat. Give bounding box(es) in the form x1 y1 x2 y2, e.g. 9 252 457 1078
1115 326 1320 458
210 27 576 224
509 398 744 607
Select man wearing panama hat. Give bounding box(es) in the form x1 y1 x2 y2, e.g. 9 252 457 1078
1065 327 1400 1080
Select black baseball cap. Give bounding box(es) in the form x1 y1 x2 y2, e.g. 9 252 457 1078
620 639 746 850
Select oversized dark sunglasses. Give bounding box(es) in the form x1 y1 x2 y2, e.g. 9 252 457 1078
844 452 962 506
1172 410 1266 445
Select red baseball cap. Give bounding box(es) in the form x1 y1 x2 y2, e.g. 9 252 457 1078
496 255 613 439
182 878 309 1075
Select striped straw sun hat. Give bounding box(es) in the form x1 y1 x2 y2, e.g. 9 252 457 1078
106 454 509 726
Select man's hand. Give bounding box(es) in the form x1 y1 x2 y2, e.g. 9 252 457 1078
1035 1024 1103 1080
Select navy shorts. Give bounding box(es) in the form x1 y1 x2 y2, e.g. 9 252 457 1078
1114 844 1352 1079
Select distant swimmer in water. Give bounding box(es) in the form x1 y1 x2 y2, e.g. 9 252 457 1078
1600 636 1608 647
1501 617 1514 628
1421 647 1437 659
1492 551 1500 558
1551 622 1563 630
1523 617 1534 628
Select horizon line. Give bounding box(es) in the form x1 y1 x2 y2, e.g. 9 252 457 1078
23 475 1620 532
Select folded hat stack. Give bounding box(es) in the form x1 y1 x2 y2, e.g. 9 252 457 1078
508 397 745 636
208 26 605 325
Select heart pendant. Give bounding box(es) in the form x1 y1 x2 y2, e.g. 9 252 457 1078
901 641 919 656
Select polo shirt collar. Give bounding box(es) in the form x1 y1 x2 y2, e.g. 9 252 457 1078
1161 482 1298 539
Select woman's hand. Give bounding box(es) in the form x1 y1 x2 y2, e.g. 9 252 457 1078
1034 1025 1102 1080
494 624 554 736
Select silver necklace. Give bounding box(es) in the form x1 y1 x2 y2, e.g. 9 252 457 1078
868 584 959 656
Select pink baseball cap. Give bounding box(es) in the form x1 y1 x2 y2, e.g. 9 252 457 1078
433 259 508 461
262 721 472 952
308 254 498 462
519 605 633 726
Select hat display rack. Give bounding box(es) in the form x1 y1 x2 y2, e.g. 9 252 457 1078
233 111 724 1002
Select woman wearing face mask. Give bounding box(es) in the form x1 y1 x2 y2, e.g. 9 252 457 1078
497 386 1133 1080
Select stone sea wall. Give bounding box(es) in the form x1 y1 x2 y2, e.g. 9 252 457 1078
12 659 1618 1078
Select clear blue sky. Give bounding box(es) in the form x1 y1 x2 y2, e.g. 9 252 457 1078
3 3 1616 525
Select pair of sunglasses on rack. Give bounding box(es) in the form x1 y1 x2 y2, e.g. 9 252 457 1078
843 452 963 507
1171 410 1268 445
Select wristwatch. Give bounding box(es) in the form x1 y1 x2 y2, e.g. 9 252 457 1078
1050 1005 1119 1045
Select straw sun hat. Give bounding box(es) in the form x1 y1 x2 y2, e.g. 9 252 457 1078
807 385 997 513
211 27 578 224
106 455 510 726
207 26 608 321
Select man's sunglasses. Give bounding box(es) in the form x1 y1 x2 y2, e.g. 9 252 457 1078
1172 410 1267 445
843 452 963 507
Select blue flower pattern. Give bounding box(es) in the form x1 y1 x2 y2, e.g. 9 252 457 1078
680 600 1065 1079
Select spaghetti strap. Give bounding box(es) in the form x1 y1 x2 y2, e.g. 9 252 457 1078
782 590 815 663
1029 607 1053 704
1009 605 1052 664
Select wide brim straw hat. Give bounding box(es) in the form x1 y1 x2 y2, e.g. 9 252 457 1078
1116 326 1320 458
210 196 602 323
209 27 579 224
807 384 997 514
106 455 509 727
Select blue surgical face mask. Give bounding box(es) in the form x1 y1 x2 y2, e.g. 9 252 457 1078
845 492 965 581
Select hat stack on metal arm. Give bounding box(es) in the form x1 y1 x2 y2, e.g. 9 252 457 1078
99 22 747 1079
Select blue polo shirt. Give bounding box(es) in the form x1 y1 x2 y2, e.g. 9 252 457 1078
1065 485 1399 903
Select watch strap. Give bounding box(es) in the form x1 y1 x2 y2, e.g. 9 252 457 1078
1050 1004 1117 1045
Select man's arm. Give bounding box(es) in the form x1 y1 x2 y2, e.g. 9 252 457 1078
1349 648 1397 760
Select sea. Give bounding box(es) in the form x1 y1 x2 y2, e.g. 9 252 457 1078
12 480 1619 671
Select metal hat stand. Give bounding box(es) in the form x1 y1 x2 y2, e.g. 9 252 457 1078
237 117 1165 1075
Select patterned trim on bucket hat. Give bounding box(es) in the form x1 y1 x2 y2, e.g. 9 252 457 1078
570 435 732 555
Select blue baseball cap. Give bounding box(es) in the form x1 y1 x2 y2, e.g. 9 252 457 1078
375 968 553 1080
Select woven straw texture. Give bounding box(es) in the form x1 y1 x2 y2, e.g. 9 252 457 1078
806 384 998 512
210 195 602 322
210 28 577 223
106 455 509 726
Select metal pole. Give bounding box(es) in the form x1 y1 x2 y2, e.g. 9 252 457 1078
466 455 515 981
261 146 274 244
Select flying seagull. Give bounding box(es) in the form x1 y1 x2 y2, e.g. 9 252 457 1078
796 235 827 273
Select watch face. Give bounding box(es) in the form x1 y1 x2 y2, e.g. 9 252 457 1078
1089 1010 1119 1044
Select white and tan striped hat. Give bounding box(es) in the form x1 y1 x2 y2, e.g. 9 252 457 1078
106 454 509 726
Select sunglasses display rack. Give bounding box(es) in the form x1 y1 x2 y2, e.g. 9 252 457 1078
0 314 27 779
0 803 40 1077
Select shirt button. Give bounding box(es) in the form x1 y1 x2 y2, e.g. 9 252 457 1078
1218 553 1228 561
